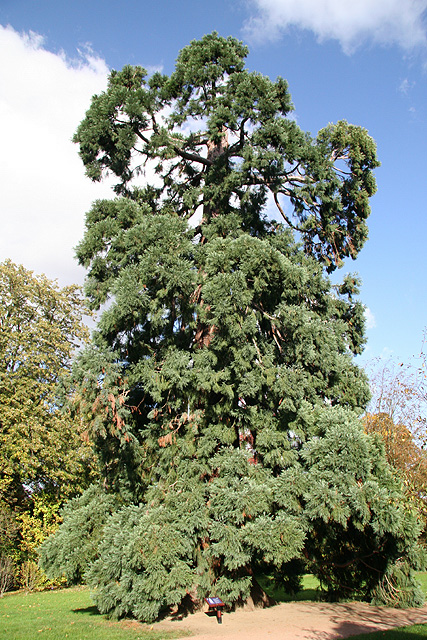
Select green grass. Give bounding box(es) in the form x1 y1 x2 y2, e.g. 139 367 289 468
258 572 321 602
0 587 186 640
416 572 427 594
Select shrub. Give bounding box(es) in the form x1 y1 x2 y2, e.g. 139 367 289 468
0 554 16 596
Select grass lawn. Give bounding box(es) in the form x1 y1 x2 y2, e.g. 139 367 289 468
0 586 187 640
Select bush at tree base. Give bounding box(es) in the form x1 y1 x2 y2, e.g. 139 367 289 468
39 33 426 620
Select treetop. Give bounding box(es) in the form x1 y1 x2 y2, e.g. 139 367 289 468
74 32 379 273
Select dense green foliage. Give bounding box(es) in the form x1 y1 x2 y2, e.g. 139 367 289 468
0 260 95 506
74 33 378 274
39 485 121 585
41 34 425 620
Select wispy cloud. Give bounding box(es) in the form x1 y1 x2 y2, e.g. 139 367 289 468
244 0 427 53
365 307 377 330
398 78 416 94
380 347 394 359
145 64 164 75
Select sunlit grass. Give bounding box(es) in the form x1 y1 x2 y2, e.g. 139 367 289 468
0 586 186 640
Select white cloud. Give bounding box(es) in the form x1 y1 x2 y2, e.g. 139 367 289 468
365 307 376 330
398 78 416 94
0 25 114 287
244 0 427 53
145 64 164 75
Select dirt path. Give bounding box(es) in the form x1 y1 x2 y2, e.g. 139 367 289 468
150 601 427 640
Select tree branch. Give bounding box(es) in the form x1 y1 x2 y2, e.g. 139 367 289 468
172 145 212 167
273 192 303 231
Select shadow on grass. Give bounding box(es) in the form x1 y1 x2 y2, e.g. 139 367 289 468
257 573 322 603
72 605 100 616
297 602 427 640
345 626 427 639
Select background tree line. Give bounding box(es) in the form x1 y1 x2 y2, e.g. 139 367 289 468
0 259 98 593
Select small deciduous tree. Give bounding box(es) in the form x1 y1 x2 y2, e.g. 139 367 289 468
364 412 427 500
367 357 426 436
41 34 425 619
0 555 15 597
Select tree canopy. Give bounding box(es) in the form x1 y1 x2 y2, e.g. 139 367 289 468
74 32 379 275
0 260 96 507
41 34 425 619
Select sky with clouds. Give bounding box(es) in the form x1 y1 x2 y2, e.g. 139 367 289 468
0 0 426 367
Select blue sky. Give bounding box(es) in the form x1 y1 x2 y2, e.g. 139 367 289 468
0 0 426 368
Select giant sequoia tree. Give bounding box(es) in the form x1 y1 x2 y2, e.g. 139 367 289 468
41 34 425 619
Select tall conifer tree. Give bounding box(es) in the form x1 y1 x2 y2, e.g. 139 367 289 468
41 34 425 620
